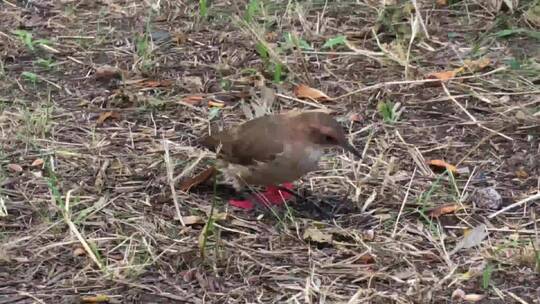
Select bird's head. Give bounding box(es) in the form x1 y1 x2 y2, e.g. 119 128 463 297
295 111 362 158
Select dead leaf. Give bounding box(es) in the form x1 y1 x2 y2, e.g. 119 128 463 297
96 111 120 126
515 168 529 179
450 224 488 255
31 158 44 167
181 95 204 105
179 167 216 192
94 65 122 81
182 215 204 225
427 159 458 174
181 268 196 282
303 227 332 243
358 253 376 264
452 288 485 302
429 203 460 218
426 68 461 81
463 57 491 73
172 31 187 45
265 31 278 42
462 294 486 302
207 100 225 108
7 163 23 172
294 84 332 102
181 213 228 226
141 79 173 88
349 113 363 122
80 295 110 303
73 247 86 257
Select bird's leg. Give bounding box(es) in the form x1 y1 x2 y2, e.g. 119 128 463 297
228 197 255 210
257 182 294 205
228 183 294 210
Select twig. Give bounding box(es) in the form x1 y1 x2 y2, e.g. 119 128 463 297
64 189 104 270
335 66 507 100
444 225 539 234
17 292 46 304
162 138 185 226
392 166 417 238
488 192 540 219
441 83 513 141
411 0 430 39
275 93 328 109
405 11 419 79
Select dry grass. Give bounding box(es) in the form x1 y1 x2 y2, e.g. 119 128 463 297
1 0 539 303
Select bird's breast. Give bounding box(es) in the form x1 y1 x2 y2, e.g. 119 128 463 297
285 144 323 173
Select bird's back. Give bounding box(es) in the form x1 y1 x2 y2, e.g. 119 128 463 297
200 114 288 166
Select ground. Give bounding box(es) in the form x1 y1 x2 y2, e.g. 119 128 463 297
1 0 540 303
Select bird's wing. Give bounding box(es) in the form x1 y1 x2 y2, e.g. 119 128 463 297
200 115 286 166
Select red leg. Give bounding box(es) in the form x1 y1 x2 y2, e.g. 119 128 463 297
228 183 295 210
257 183 294 205
229 198 254 210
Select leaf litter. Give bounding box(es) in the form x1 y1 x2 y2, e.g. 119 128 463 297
1 1 539 303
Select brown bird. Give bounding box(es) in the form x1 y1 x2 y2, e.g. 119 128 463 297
201 110 361 210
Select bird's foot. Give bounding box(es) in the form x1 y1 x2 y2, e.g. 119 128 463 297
228 198 255 210
228 183 294 210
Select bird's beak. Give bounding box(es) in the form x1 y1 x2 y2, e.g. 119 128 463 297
341 141 362 158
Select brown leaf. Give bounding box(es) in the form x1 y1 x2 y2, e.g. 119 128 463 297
265 31 278 42
80 295 110 303
294 84 332 102
31 158 44 167
96 111 120 126
358 253 376 264
181 95 204 105
463 57 491 73
172 31 187 45
429 203 460 218
180 268 196 282
7 163 23 172
427 159 458 174
349 113 363 122
73 247 86 257
207 100 225 108
94 65 122 81
179 167 216 192
141 79 173 88
515 168 529 179
426 69 460 81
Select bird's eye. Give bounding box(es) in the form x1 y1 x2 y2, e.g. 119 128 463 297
325 135 335 142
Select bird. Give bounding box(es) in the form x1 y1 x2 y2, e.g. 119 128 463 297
200 110 361 210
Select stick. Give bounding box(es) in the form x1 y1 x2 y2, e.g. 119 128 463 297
488 192 540 219
162 138 185 226
392 167 417 238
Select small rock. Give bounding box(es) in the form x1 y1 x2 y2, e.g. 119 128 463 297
475 187 502 209
180 76 204 93
94 65 122 81
7 163 23 173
